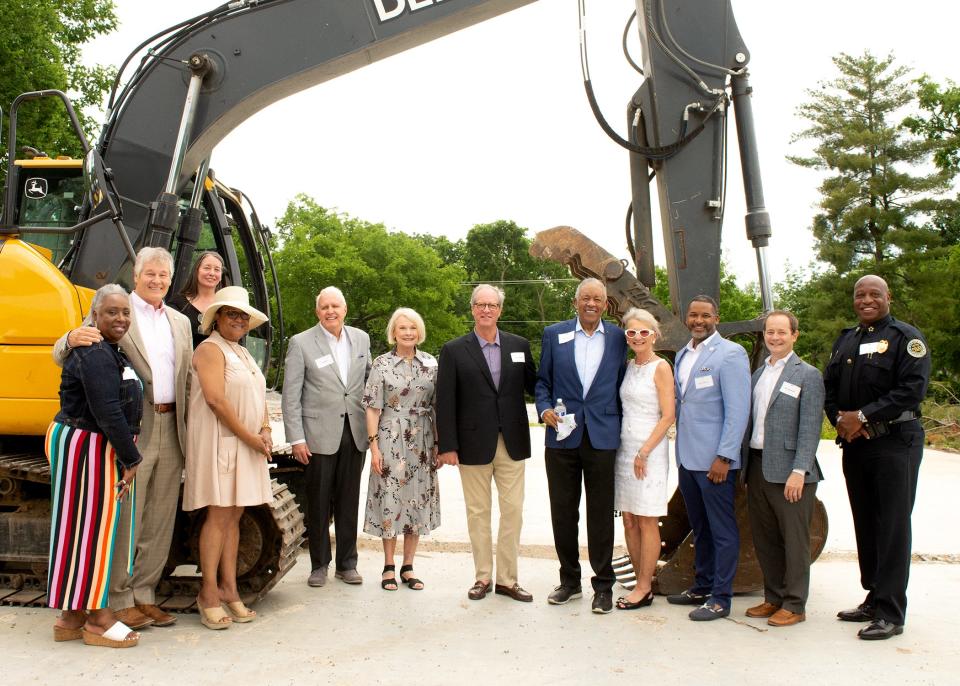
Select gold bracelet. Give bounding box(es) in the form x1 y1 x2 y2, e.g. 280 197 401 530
261 424 271 431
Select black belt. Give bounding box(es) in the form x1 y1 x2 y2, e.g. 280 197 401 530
863 410 919 438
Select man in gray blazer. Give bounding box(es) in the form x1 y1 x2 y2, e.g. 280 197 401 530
282 286 371 587
55 247 191 631
742 310 824 627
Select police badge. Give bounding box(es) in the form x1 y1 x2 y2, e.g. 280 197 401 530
877 339 888 354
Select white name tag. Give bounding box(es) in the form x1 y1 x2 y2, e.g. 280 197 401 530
558 331 575 345
859 342 879 355
694 375 714 390
225 351 242 364
421 357 438 368
122 367 137 381
315 354 334 369
780 381 801 398
511 351 525 363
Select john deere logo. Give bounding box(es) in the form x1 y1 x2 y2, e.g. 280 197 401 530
25 177 48 199
372 0 453 23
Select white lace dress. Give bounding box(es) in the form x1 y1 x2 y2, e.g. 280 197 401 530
614 358 670 516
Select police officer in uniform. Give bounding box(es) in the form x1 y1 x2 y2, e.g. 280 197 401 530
824 275 930 641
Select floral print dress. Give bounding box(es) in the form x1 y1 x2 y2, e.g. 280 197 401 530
362 350 441 538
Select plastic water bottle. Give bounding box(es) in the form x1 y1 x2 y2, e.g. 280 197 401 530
555 398 567 417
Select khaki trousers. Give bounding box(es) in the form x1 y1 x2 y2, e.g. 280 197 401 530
110 412 183 608
458 435 525 586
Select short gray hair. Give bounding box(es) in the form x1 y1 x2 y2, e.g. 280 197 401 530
91 283 129 313
386 307 426 346
133 247 174 277
470 284 505 307
575 277 607 300
622 307 661 337
316 286 347 308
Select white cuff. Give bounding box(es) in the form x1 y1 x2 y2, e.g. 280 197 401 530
791 468 805 475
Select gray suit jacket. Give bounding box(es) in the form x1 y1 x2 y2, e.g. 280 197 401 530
741 354 824 484
281 323 371 455
53 305 192 457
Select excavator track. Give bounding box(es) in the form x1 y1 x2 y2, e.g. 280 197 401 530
0 447 304 610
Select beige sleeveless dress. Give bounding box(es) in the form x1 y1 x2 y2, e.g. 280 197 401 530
183 330 272 510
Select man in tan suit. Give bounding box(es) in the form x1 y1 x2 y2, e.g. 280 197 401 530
282 286 370 587
55 247 191 629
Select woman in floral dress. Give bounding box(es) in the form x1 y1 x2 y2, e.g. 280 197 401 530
362 308 441 591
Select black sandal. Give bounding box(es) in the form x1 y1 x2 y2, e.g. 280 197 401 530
381 565 398 591
399 564 424 590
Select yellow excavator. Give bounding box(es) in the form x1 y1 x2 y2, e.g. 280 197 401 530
1 0 826 607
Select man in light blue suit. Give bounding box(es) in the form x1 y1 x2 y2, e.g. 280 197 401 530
668 295 751 620
536 278 627 614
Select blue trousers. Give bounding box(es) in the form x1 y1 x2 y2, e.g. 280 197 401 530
677 465 739 609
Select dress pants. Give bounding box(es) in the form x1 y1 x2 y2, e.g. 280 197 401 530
677 464 739 610
305 417 364 572
110 412 183 608
544 426 615 593
458 434 525 586
842 424 923 625
746 449 817 614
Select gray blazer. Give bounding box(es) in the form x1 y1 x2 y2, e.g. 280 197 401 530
281 323 371 455
741 354 824 484
53 306 192 457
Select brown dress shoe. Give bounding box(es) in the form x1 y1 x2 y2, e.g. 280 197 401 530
467 580 492 600
113 606 155 630
768 608 806 627
745 601 780 618
495 583 533 602
136 603 177 627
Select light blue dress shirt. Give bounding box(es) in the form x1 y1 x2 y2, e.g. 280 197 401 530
574 318 605 397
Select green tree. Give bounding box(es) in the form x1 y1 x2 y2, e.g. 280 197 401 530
273 196 465 358
904 76 960 175
788 52 950 275
0 0 117 186
460 220 578 359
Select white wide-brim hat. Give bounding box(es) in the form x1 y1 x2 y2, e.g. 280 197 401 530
200 286 269 335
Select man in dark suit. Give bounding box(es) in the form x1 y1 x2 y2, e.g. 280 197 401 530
437 285 537 602
741 310 824 628
282 286 371 588
535 278 627 614
668 295 751 621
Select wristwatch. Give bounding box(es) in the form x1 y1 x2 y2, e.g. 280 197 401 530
718 457 732 465
856 410 867 424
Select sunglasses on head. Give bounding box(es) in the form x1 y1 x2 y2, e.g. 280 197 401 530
625 328 654 339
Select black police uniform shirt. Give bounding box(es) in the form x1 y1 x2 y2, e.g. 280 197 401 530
823 314 930 425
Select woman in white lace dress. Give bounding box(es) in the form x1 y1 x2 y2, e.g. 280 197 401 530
614 308 675 610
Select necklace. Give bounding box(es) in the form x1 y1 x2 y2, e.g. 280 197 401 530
222 335 258 376
634 353 657 367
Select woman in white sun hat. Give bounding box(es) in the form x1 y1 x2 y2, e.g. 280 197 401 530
183 286 273 630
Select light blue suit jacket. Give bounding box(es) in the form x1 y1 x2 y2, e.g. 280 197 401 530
674 333 751 471
535 318 627 451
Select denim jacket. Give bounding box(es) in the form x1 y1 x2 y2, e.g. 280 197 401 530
55 341 144 469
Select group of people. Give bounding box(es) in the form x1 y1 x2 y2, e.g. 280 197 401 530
48 248 273 647
46 252 930 647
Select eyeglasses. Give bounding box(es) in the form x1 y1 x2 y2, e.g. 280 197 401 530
222 309 250 322
473 303 500 311
625 328 654 339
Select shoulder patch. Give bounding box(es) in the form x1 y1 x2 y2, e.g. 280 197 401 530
907 339 927 358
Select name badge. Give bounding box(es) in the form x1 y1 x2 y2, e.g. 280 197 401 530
511 352 525 363
421 357 438 368
859 342 879 355
779 381 801 398
315 354 334 369
225 351 242 364
694 375 714 390
122 367 138 381
558 331 575 345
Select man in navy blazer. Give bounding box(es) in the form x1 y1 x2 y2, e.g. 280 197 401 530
535 278 627 614
668 295 751 620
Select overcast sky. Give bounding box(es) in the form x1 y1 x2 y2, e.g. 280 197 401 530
82 0 958 292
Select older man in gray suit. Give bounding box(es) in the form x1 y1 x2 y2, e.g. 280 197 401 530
282 286 371 587
742 310 824 627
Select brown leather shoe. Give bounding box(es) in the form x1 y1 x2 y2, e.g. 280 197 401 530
768 608 806 627
467 580 492 600
745 601 780 618
136 603 177 627
113 606 155 630
495 583 533 603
